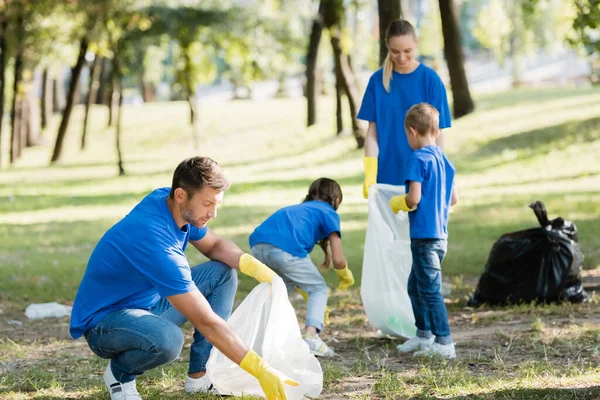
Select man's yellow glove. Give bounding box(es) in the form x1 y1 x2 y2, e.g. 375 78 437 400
240 349 299 400
296 288 331 324
335 263 354 290
363 157 378 199
239 254 278 283
389 195 417 214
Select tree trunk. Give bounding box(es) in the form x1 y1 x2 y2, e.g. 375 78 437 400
108 77 116 128
113 55 126 176
24 83 40 147
333 55 344 135
305 1 324 127
438 0 474 118
81 54 101 150
53 73 66 113
330 34 365 148
181 43 199 149
10 42 23 164
96 57 110 105
50 36 89 163
0 17 8 168
378 0 403 66
41 68 52 131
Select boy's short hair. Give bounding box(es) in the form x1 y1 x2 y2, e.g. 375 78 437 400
404 103 439 136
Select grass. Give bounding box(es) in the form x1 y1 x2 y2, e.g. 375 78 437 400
1 86 600 399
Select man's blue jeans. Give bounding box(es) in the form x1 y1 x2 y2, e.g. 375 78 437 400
84 260 238 383
407 238 452 345
251 243 329 333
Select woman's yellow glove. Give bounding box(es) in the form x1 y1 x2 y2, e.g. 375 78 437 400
363 157 378 199
239 254 278 283
240 349 299 400
335 263 354 290
389 195 417 214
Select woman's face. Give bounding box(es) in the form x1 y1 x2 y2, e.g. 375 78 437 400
387 34 418 72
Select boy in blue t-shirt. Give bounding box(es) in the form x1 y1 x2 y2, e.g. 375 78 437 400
389 103 458 359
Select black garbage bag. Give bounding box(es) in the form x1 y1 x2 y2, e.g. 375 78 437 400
467 201 587 306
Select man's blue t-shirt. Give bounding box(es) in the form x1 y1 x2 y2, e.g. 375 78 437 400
249 201 341 258
357 64 451 186
405 146 455 239
69 187 207 339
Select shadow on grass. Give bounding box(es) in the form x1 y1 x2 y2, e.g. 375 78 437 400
442 386 600 400
457 116 600 173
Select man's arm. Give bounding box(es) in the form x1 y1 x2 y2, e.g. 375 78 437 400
190 228 277 283
190 228 244 270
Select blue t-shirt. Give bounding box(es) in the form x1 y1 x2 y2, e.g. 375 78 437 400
70 187 208 339
249 201 341 258
357 65 451 185
405 146 455 239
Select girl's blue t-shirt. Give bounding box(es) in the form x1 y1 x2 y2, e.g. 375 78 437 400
357 64 451 186
249 200 341 258
69 187 207 339
405 146 455 239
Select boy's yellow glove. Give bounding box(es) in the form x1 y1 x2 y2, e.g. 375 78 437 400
240 349 299 400
363 157 378 199
296 288 331 324
239 254 278 283
335 263 354 290
389 195 417 214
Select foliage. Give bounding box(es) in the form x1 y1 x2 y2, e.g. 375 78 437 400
568 0 600 82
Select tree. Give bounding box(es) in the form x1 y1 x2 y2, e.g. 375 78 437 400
569 0 600 83
306 1 325 127
0 15 7 168
438 0 474 118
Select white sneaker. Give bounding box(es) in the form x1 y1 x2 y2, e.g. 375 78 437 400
413 342 456 359
103 362 143 400
303 334 335 357
184 374 217 394
396 336 434 353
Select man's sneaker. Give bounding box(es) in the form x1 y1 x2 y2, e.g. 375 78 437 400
103 362 143 400
303 334 335 357
184 374 217 394
413 342 456 359
397 336 434 353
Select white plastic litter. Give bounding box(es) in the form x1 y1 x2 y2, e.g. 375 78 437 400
24 302 72 320
361 184 416 339
207 277 322 399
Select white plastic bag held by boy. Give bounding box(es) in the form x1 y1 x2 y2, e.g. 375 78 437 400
206 277 323 399
361 184 416 339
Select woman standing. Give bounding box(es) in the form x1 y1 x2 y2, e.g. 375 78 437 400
358 19 451 197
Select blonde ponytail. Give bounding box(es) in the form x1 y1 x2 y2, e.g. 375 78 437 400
382 52 394 93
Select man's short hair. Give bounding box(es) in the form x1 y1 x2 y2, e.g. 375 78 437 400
169 157 230 198
404 103 440 136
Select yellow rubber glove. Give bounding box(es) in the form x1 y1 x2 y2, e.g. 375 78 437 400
389 195 417 214
240 349 299 400
334 263 354 290
296 288 331 324
239 254 278 283
363 157 378 199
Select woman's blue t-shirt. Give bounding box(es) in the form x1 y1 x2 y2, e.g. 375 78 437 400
69 187 207 339
249 200 341 258
357 64 451 186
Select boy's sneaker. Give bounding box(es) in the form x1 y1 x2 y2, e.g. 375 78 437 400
413 342 456 359
103 362 143 400
303 334 335 357
184 374 217 394
397 336 434 353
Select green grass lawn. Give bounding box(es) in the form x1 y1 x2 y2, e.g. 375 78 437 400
1 86 600 399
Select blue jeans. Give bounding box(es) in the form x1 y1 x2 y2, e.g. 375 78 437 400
84 260 238 383
407 239 452 345
251 243 329 333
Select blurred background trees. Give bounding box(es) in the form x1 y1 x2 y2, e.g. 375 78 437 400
0 0 596 170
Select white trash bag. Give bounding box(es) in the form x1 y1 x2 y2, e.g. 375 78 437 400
206 277 323 399
360 183 416 339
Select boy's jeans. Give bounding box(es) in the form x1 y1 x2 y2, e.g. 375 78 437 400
408 238 452 345
84 261 238 383
251 243 329 333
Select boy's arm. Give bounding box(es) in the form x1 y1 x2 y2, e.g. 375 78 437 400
451 186 458 206
405 181 422 208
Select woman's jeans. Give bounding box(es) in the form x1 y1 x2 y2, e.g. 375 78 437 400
251 243 329 333
407 238 452 345
84 260 238 383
